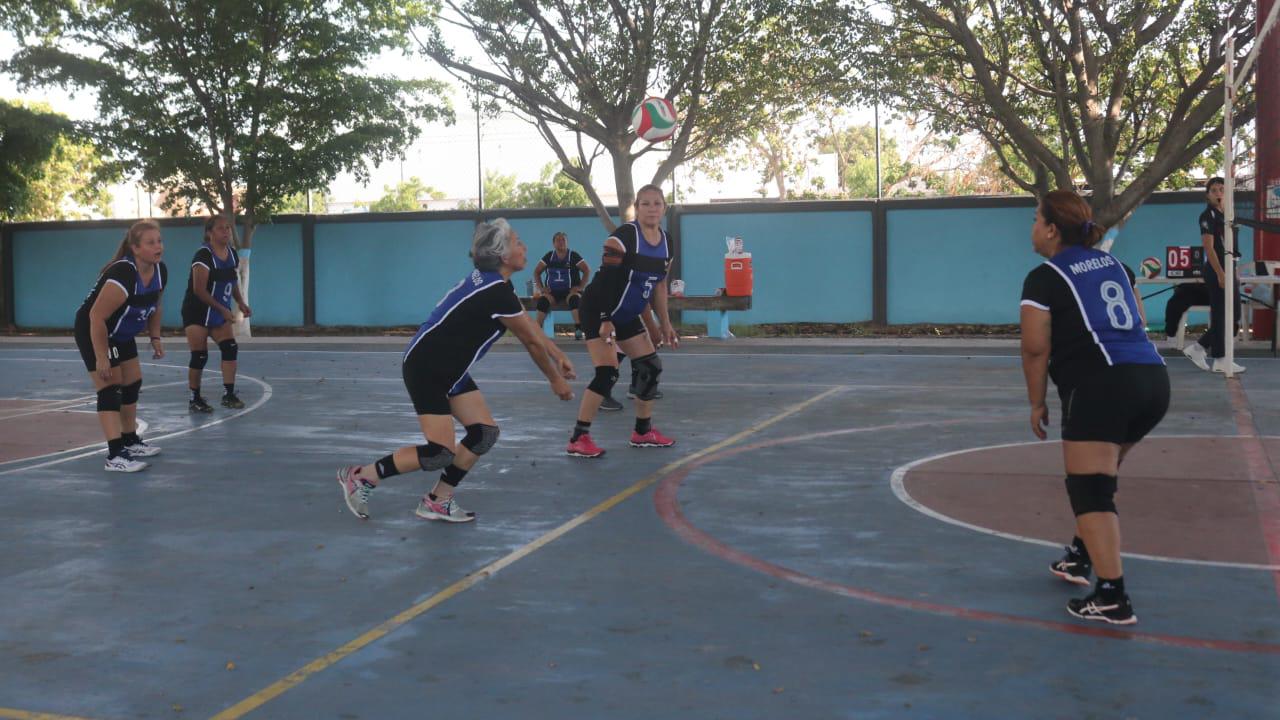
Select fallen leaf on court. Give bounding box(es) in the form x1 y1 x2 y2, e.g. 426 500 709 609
752 662 760 671
773 687 785 694
226 661 236 670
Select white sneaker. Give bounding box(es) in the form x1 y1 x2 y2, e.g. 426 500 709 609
105 452 148 473
1212 358 1246 374
415 495 476 523
1182 343 1210 371
123 439 161 457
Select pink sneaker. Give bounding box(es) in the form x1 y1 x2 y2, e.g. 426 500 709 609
630 428 675 448
567 433 606 458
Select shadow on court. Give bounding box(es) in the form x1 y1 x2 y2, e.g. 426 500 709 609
0 339 1277 719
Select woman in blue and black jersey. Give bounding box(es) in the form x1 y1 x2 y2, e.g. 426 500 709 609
566 184 680 458
532 231 591 339
337 219 576 524
181 214 251 412
1020 190 1169 626
73 220 168 472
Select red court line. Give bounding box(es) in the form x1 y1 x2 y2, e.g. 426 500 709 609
1226 378 1280 600
653 424 1280 655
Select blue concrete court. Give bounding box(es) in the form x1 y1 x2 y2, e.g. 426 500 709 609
0 338 1277 719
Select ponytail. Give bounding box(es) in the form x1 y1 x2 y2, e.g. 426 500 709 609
1040 191 1106 248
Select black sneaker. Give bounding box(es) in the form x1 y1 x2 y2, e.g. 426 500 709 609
1067 591 1137 625
189 396 214 413
1050 547 1092 586
599 394 624 411
221 392 245 409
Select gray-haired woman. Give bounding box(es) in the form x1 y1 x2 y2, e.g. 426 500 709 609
338 219 576 523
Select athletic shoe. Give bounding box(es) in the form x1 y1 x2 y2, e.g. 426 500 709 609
1049 548 1092 586
337 466 372 520
415 495 476 523
189 396 214 413
122 439 161 458
1182 343 1210 371
1066 591 1137 625
599 395 624 411
105 451 148 473
1212 358 1246 374
221 392 246 409
574 328 584 340
630 428 675 448
567 433 606 458
626 389 664 400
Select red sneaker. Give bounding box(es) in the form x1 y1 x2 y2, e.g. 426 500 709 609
567 433 606 458
630 428 675 448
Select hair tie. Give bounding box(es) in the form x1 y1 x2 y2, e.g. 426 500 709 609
1080 220 1095 235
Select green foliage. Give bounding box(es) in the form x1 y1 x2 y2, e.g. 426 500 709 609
13 133 119 221
463 164 591 210
369 177 446 212
6 0 452 239
420 0 857 227
0 99 74 220
863 0 1256 225
814 125 907 199
276 190 332 215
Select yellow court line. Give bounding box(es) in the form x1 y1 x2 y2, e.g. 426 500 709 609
210 385 845 720
0 708 100 720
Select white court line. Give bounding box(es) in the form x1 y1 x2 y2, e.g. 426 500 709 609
0 360 272 475
0 381 187 420
889 435 1280 572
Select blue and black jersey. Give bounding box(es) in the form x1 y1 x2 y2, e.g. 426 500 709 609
586 221 670 325
1021 245 1163 390
541 249 584 292
1199 205 1226 263
182 244 239 326
403 269 526 385
75 258 168 341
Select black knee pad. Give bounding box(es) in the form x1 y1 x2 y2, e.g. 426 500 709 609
461 423 500 456
120 379 142 405
535 296 551 314
629 352 663 401
1065 474 1118 516
587 365 620 397
189 350 209 370
96 385 122 412
567 294 580 310
218 339 238 362
416 441 456 472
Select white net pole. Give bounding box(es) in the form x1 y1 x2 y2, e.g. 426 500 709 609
1224 35 1236 377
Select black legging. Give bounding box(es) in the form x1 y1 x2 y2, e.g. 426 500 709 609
1163 282 1211 338
1198 262 1241 358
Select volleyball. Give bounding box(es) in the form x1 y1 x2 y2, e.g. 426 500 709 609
631 96 678 143
1140 256 1161 279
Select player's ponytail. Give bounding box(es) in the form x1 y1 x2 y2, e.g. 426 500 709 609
1040 191 1106 248
101 219 161 275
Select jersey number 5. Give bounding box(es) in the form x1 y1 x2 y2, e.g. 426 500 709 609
1100 280 1134 330
642 276 655 300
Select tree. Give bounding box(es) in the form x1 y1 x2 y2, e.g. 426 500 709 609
13 133 118 221
417 0 856 228
866 0 1257 226
7 0 451 333
0 99 74 220
369 177 446 212
815 124 909 199
462 164 591 209
276 190 332 215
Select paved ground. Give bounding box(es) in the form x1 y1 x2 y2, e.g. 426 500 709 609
1 338 1277 719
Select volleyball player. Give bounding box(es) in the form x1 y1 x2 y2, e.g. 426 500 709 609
73 220 168 472
566 184 680 458
181 214 251 412
337 219 575 523
1021 190 1169 625
532 231 591 339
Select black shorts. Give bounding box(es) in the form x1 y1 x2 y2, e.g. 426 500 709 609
1058 364 1169 444
182 299 229 329
578 289 645 342
535 290 579 314
402 347 480 416
74 318 138 372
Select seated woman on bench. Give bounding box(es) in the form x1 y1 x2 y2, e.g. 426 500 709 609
532 231 591 340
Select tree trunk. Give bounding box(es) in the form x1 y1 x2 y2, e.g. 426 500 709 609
612 144 636 223
234 217 255 338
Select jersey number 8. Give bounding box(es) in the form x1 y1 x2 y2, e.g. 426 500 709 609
1100 280 1134 330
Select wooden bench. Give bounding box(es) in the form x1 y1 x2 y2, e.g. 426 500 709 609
519 294 753 338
